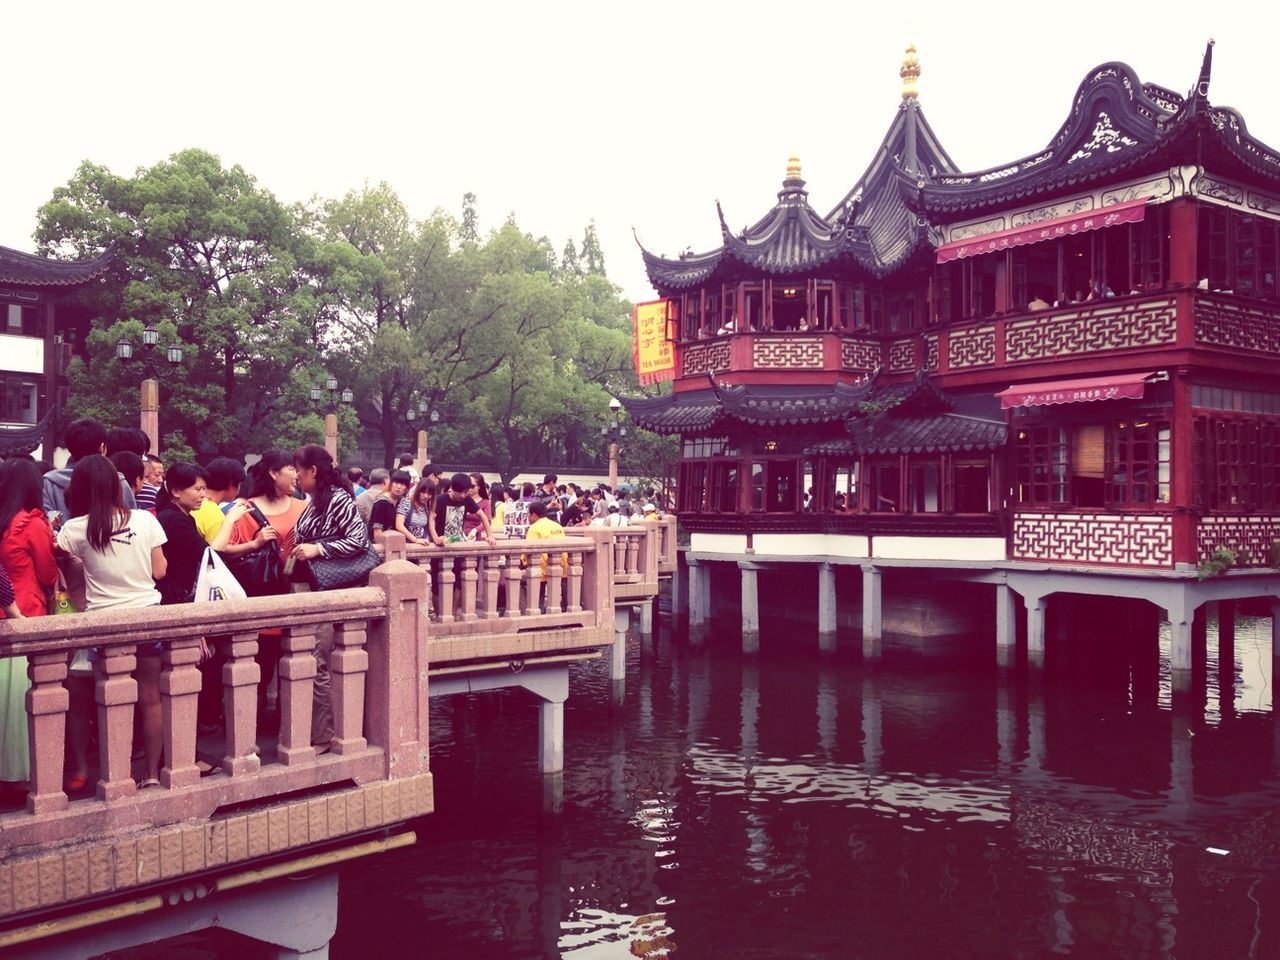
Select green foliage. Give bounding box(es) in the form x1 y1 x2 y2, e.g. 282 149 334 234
1197 546 1237 580
38 155 647 474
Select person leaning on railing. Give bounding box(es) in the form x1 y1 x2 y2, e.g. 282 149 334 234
55 455 168 790
291 445 376 752
0 459 59 801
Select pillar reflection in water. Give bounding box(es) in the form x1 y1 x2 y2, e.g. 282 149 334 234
817 664 837 759
860 676 883 778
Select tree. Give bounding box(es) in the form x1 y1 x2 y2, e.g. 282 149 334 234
35 150 339 458
580 219 606 276
560 237 580 277
460 192 479 243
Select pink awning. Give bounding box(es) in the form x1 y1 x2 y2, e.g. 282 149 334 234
997 372 1158 410
936 198 1149 264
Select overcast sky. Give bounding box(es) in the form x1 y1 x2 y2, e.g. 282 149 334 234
3 1 1272 305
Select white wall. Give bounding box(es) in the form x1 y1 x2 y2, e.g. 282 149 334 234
0 333 44 375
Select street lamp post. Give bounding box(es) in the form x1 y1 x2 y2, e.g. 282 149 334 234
115 323 184 454
406 400 441 471
311 375 354 460
601 397 626 491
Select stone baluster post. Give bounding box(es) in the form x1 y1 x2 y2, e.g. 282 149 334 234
160 636 204 789
277 625 318 766
365 558 431 782
459 555 480 622
96 645 139 800
330 620 369 755
25 652 70 813
221 632 261 776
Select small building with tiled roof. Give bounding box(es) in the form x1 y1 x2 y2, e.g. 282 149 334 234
0 243 115 458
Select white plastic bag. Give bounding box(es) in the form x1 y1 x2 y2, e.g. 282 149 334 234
195 548 247 603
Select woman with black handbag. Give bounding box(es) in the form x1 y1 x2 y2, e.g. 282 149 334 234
291 445 378 751
210 451 306 733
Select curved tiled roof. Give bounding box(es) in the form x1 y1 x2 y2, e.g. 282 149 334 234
639 175 877 292
0 414 50 459
0 245 114 288
910 43 1280 217
621 380 876 434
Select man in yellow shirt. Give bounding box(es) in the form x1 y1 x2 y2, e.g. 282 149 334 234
193 457 246 544
526 500 571 613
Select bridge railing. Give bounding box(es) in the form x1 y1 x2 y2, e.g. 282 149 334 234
380 527 616 664
655 516 678 575
0 559 432 922
566 524 659 605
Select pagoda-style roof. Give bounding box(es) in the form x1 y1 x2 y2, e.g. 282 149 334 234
621 379 876 435
638 46 959 293
909 42 1280 217
638 160 878 292
0 244 114 288
824 76 958 270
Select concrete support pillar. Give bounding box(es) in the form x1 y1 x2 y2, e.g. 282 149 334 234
818 563 837 652
995 583 1018 670
671 555 688 619
610 607 629 681
539 699 565 774
638 599 654 635
740 562 760 653
861 565 882 661
1168 612 1194 694
1026 596 1048 671
688 559 707 628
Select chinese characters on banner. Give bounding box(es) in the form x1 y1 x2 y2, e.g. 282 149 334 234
633 299 676 385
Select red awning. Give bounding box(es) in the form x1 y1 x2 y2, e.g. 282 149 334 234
997 372 1158 410
936 198 1149 264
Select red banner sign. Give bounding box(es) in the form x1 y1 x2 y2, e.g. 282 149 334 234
936 199 1149 264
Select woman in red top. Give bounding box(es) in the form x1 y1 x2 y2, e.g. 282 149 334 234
0 459 59 792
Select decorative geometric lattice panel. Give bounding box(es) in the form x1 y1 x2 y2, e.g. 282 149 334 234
948 325 997 369
753 336 823 369
888 338 916 372
841 337 880 371
1194 297 1280 354
1196 516 1280 566
682 340 731 376
1005 297 1176 362
1013 512 1173 567
924 334 939 372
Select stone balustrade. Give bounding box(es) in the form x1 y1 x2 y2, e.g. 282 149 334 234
0 558 433 923
380 528 616 664
654 516 678 575
569 525 660 605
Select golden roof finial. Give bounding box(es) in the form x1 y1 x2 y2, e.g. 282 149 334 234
901 43 920 101
786 154 802 181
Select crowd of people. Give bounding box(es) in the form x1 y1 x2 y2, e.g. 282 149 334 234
0 418 669 805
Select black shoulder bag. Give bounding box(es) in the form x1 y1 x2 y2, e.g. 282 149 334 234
223 504 287 597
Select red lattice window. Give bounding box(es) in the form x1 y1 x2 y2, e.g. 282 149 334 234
1015 425 1068 507
1106 420 1171 506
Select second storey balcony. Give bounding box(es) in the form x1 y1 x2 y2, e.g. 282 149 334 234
675 289 1280 383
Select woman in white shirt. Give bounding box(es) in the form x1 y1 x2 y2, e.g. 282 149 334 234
57 455 168 788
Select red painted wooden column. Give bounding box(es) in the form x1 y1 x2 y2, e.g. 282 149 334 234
1171 370 1197 566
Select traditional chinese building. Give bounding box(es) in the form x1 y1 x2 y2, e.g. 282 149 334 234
0 243 113 459
627 43 1280 675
